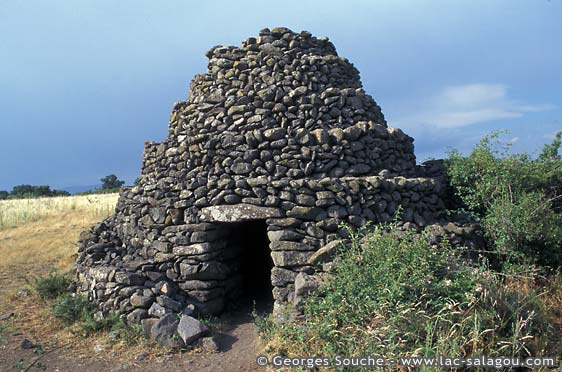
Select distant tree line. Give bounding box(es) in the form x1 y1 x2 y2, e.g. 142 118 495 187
1 174 128 200
0 185 70 200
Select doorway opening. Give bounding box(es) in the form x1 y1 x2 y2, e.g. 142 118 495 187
229 219 274 313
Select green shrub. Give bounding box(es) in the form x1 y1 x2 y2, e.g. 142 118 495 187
51 296 146 345
259 227 559 368
446 131 562 269
483 192 562 268
33 272 72 300
51 294 94 324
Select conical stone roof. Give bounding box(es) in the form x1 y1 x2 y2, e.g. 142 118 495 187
140 26 416 188
75 28 449 333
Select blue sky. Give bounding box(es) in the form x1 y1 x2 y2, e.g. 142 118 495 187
1 0 561 190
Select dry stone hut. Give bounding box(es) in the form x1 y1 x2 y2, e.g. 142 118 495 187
75 27 458 327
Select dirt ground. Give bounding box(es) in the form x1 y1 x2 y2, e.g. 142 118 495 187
0 199 268 372
0 309 264 372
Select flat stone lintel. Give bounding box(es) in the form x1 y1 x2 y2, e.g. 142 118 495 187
200 203 283 223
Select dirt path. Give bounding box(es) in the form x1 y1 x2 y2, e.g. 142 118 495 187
0 310 264 372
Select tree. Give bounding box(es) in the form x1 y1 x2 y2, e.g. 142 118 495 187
0 190 9 200
9 184 69 198
538 131 562 161
100 174 125 190
11 184 36 196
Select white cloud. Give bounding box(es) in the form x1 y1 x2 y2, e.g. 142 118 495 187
399 83 555 129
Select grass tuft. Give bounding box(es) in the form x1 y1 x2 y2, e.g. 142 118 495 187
33 272 72 300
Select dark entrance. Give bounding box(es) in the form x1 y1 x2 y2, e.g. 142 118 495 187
229 220 274 313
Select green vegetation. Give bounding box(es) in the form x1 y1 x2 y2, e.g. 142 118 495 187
259 133 562 370
33 272 72 300
100 174 125 190
32 272 145 344
258 227 560 368
0 185 69 200
446 131 562 269
51 294 94 324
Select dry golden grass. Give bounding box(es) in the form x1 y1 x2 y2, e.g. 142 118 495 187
0 193 171 362
0 194 118 296
0 193 118 230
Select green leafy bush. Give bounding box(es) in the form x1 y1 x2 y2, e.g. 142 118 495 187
51 294 146 344
33 272 72 300
446 131 562 269
51 294 94 324
259 227 559 367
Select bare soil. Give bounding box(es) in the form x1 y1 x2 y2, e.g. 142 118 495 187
0 309 264 372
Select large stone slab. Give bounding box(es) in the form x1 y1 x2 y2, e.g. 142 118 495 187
200 204 283 222
177 314 209 345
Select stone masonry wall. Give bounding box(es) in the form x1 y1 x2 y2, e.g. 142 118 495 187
74 28 454 338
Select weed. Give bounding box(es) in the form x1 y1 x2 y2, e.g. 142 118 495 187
51 294 93 324
32 272 71 300
15 358 25 370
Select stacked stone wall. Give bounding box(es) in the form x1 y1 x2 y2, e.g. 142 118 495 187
74 28 465 335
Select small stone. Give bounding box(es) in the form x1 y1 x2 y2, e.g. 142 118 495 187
272 103 286 113
308 240 342 265
226 105 246 116
263 128 286 141
126 308 148 323
310 129 329 144
270 241 313 251
136 353 149 361
130 293 153 308
93 343 105 353
21 339 34 349
271 267 298 286
155 281 175 296
289 86 307 97
294 272 321 297
378 169 391 178
199 336 220 352
0 312 14 321
151 313 182 348
267 230 303 241
148 303 170 318
156 296 184 312
287 206 325 221
231 163 252 175
182 304 196 317
16 289 29 297
343 125 363 140
141 318 159 336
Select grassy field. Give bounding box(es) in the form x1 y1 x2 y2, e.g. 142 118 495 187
0 193 172 363
0 194 118 297
0 194 117 229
